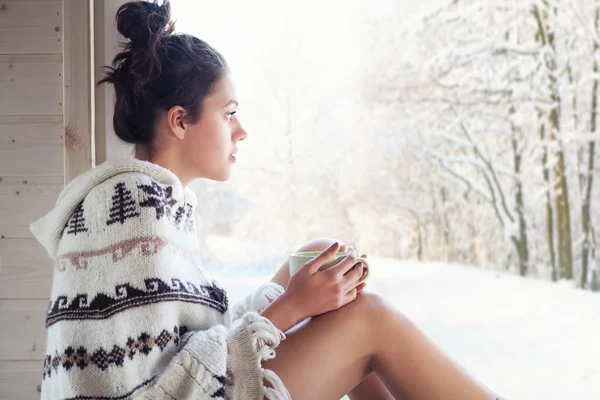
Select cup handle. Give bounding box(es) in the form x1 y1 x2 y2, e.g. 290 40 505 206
356 257 370 285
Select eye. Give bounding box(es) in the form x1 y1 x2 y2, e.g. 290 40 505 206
225 111 237 122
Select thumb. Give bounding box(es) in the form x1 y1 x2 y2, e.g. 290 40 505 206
356 282 367 293
305 242 340 274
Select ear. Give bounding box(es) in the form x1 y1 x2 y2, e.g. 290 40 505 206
166 106 187 140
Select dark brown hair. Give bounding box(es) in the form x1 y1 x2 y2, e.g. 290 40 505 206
99 0 229 156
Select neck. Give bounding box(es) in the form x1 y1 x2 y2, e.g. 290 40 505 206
135 145 192 187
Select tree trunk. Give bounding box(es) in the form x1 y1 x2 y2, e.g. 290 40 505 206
580 7 599 288
533 2 573 280
551 120 574 280
549 47 573 280
512 134 529 276
539 118 557 280
416 224 423 261
533 5 559 281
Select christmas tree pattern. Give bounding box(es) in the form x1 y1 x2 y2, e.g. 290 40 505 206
66 201 88 235
107 182 140 225
138 182 177 222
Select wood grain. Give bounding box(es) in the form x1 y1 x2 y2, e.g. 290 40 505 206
0 361 43 400
63 0 93 184
0 238 53 299
0 1 62 55
0 300 48 361
0 54 63 116
0 175 63 239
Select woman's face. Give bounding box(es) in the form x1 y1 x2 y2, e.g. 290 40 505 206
167 74 248 183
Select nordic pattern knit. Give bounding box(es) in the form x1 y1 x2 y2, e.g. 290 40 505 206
30 159 291 400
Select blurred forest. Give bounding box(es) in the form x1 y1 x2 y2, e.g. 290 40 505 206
183 0 600 291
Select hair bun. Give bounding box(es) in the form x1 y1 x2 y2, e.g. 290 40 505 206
116 0 173 46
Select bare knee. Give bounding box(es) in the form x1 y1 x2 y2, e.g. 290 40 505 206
348 292 400 318
352 292 412 334
325 292 404 333
351 292 388 312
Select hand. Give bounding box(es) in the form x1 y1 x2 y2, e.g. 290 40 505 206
283 242 365 322
299 239 368 295
270 237 349 289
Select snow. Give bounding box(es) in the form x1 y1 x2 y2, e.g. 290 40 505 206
207 256 600 399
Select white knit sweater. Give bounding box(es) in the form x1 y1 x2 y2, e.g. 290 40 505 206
30 159 291 400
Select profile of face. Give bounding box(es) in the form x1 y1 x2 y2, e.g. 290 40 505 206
159 74 248 183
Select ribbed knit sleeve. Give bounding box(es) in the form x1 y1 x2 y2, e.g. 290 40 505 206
229 282 285 322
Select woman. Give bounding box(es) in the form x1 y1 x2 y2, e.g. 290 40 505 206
31 1 502 399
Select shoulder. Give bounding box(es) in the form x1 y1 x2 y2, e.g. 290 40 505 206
59 172 197 254
87 171 178 204
87 171 195 226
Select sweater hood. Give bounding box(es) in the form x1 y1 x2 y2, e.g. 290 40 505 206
30 158 195 261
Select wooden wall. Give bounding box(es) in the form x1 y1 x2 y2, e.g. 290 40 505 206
0 1 92 399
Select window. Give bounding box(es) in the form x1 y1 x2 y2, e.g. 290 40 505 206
171 1 600 398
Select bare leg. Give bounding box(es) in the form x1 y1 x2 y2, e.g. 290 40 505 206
347 372 396 400
264 293 498 400
272 251 392 399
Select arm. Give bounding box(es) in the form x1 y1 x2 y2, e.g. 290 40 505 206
270 258 292 289
267 240 368 333
227 239 348 323
263 244 366 333
260 292 301 333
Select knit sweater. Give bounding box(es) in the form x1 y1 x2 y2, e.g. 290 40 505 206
30 159 291 400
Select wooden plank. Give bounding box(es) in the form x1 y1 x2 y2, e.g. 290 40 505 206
64 0 93 184
0 300 48 361
94 0 107 165
0 175 63 239
0 115 63 176
0 239 53 299
0 361 42 400
0 54 63 115
0 1 62 55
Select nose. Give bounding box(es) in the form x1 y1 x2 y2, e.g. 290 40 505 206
233 120 248 142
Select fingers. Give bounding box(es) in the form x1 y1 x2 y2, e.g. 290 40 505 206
304 241 340 274
340 252 368 292
356 282 367 294
339 243 349 253
342 287 359 306
359 254 368 279
328 247 358 276
342 260 366 292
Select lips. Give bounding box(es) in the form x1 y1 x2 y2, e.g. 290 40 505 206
229 149 238 162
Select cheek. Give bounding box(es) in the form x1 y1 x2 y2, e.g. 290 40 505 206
184 119 227 159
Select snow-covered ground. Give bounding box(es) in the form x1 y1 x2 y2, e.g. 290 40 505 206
207 255 600 399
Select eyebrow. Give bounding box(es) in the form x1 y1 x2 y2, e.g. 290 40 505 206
224 99 239 107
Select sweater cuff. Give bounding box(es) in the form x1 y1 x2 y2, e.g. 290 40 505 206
226 312 291 400
230 282 285 322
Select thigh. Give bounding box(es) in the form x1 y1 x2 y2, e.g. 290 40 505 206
347 372 396 400
263 293 380 400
